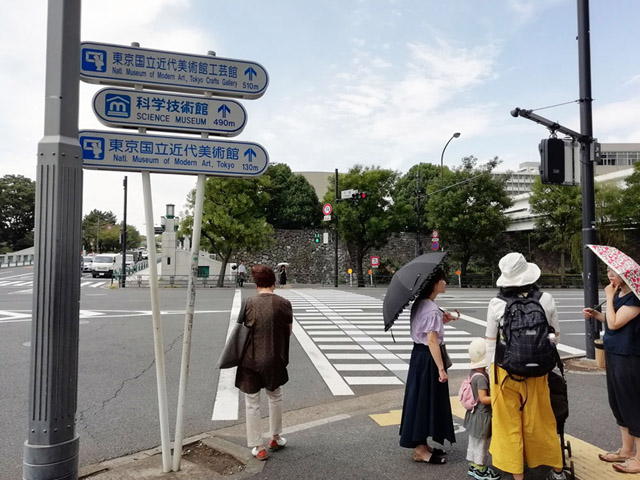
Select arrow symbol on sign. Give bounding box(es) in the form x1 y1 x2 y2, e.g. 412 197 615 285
244 67 257 81
244 148 256 163
217 104 231 118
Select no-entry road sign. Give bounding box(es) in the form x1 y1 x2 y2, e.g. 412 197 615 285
79 130 268 177
80 42 269 99
92 88 247 136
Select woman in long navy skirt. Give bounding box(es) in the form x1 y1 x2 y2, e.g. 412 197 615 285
399 268 458 464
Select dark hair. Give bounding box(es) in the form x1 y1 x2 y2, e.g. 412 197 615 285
251 265 276 288
417 268 446 299
499 283 539 298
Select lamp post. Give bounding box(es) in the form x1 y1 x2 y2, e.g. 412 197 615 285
440 132 461 176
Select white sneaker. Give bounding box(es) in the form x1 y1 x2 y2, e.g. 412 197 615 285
546 470 566 480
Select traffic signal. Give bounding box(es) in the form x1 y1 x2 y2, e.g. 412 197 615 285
350 191 367 200
539 138 565 184
314 233 321 243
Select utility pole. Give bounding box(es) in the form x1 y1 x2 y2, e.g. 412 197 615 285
334 169 339 287
120 176 128 288
24 2 82 479
577 0 599 359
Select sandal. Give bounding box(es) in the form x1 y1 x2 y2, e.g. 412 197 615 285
431 448 447 456
613 458 640 474
599 449 633 463
413 451 446 464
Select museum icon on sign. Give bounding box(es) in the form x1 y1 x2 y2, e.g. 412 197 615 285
105 94 131 118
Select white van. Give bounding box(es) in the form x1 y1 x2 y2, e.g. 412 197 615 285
91 254 119 278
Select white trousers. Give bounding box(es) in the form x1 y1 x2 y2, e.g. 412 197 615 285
467 434 490 465
244 387 283 447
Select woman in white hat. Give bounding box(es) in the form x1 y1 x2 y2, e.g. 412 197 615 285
485 252 565 480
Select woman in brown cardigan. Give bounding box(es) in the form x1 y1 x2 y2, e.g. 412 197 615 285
236 265 293 461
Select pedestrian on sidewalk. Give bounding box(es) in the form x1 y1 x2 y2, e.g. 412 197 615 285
485 252 565 480
462 339 500 480
237 261 246 287
235 265 293 461
583 262 640 474
399 268 457 465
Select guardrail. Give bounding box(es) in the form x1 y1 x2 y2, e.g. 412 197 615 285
0 253 35 268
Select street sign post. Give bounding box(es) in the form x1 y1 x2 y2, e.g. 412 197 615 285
80 42 269 99
79 130 268 176
92 88 247 136
340 189 357 200
370 256 380 268
322 203 332 215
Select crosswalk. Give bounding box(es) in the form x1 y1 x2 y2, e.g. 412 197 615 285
279 289 479 396
0 278 109 294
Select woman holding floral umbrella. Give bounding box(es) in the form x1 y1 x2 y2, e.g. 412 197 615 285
583 245 640 474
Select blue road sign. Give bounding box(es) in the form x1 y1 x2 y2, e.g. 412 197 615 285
79 130 268 177
92 88 247 136
80 42 268 99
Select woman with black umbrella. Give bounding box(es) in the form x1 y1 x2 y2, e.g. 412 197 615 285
399 268 458 464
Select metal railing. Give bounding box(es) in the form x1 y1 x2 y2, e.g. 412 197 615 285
0 253 35 268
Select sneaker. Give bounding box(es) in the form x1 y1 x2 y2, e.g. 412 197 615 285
468 466 478 478
251 446 268 461
546 470 566 480
472 466 501 480
268 437 287 451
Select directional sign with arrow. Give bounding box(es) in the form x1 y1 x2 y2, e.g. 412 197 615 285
79 130 268 177
92 88 247 136
80 42 269 99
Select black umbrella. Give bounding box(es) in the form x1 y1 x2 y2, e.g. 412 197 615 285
383 252 447 331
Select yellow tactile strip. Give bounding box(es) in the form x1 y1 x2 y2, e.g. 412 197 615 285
369 397 632 479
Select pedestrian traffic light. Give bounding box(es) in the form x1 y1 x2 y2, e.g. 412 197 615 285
359 192 366 199
539 138 565 185
314 233 321 243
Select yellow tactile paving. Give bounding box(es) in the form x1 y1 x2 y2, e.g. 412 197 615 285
369 397 632 479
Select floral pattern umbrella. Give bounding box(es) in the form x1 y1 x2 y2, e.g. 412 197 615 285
587 244 640 300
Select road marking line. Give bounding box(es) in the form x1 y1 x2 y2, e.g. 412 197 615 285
344 376 403 385
325 353 373 360
318 345 363 351
211 289 242 421
334 364 386 371
277 414 351 436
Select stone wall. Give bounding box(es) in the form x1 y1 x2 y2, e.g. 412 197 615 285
238 229 426 284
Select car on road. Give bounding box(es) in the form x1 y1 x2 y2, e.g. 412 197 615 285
91 254 119 278
82 256 94 272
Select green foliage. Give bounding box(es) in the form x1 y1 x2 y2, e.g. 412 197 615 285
529 177 582 273
0 174 35 252
393 163 442 232
264 163 322 228
594 182 627 248
181 176 274 286
621 162 640 224
81 209 140 253
425 156 512 276
82 210 118 253
322 165 401 285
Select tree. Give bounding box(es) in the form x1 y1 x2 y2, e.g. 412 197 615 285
264 163 322 228
529 177 582 279
323 165 401 287
425 157 512 279
181 176 274 287
0 174 35 252
82 210 118 253
594 182 627 249
393 163 442 254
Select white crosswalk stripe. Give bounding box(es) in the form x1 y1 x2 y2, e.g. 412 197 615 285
0 277 108 292
280 288 478 395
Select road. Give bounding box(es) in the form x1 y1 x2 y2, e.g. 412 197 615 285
0 267 603 478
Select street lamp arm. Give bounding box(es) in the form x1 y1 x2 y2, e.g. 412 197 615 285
440 132 461 176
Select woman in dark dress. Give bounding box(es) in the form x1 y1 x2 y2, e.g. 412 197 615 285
236 265 293 461
583 266 640 474
399 268 458 464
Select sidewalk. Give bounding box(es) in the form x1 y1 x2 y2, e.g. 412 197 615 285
79 359 626 480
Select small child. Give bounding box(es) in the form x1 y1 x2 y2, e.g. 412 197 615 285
464 339 500 480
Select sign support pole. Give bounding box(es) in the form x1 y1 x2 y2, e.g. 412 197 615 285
24 2 83 479
142 172 172 472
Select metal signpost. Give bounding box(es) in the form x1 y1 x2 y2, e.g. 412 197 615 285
80 42 268 99
92 88 247 136
78 40 269 473
24 2 82 479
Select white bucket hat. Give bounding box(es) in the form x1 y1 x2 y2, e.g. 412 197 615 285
496 252 541 287
468 338 487 369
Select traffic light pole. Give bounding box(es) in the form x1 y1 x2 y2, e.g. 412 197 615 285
509 0 599 359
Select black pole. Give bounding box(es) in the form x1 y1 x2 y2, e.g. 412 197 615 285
577 0 598 359
334 169 339 287
120 176 128 288
24 1 82 479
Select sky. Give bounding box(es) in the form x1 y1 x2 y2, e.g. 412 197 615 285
1 0 640 234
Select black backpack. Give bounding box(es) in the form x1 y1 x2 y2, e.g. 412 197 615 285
495 289 558 379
